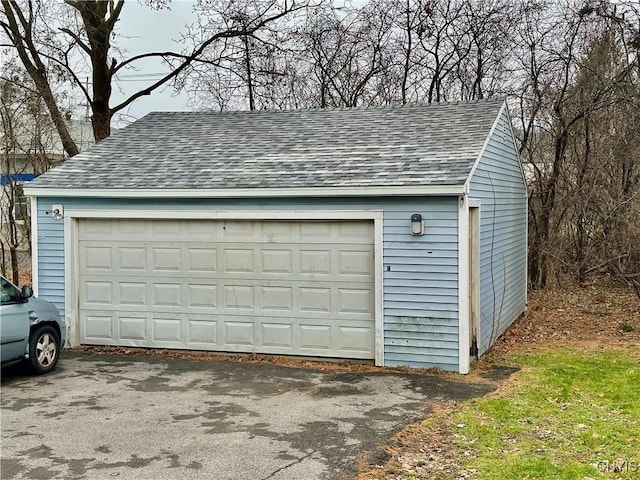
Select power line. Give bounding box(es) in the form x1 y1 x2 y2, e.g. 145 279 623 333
116 72 173 79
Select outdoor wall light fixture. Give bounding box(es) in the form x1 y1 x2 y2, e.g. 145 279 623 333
410 213 424 236
49 204 64 220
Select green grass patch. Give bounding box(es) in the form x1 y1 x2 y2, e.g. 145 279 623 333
452 348 640 479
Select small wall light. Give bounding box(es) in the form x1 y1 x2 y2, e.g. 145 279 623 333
410 213 424 236
50 204 64 220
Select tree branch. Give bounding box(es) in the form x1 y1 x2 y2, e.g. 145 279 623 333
59 26 91 55
111 4 300 114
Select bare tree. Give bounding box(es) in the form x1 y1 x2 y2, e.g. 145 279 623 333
184 1 308 111
292 2 396 108
1 0 311 153
454 0 515 100
511 0 640 290
415 0 469 102
0 78 64 282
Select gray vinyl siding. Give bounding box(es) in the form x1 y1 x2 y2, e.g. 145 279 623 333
468 109 527 355
35 195 460 370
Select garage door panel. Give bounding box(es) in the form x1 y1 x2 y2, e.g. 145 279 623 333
83 314 114 340
299 287 331 313
261 250 292 274
152 283 182 307
79 218 112 237
337 221 374 241
223 249 255 273
299 324 332 350
224 321 255 345
187 284 217 308
118 247 147 271
338 326 374 353
152 248 182 272
187 248 217 273
119 316 147 341
119 282 147 305
261 286 292 311
81 284 374 319
187 319 218 345
300 222 333 241
82 246 112 270
79 218 375 359
221 221 255 240
114 220 146 241
337 250 374 276
84 281 113 305
153 318 182 343
338 288 373 314
223 285 255 309
184 220 217 240
300 250 332 275
261 323 293 348
260 221 294 240
150 220 183 238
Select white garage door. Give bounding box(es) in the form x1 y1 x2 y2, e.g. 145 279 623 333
78 218 375 359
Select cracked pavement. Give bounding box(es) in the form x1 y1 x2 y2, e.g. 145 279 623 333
1 351 497 479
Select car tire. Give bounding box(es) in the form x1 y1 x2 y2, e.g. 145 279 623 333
28 325 60 374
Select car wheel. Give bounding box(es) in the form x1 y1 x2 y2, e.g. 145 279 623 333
28 325 60 374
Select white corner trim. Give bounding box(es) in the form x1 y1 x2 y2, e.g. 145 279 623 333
468 198 481 208
23 184 464 199
373 213 384 366
458 195 471 374
464 101 508 193
64 215 78 348
524 176 529 309
30 196 39 295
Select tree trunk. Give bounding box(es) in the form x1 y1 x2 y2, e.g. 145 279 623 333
2 0 78 157
72 1 115 141
0 1 80 157
243 35 255 111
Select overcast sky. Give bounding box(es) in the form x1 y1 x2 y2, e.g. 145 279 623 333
111 1 198 125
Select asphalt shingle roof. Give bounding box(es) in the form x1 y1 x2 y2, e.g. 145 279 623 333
29 98 505 191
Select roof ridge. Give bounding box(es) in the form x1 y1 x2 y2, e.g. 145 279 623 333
141 97 505 117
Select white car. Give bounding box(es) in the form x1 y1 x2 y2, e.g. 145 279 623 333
0 275 65 374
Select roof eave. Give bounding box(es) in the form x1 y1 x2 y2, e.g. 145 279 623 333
23 185 465 199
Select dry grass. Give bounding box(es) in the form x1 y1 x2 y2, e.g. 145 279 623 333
497 284 640 352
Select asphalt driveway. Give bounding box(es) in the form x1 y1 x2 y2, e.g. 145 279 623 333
1 351 498 479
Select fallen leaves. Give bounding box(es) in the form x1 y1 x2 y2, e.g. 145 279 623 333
492 284 640 357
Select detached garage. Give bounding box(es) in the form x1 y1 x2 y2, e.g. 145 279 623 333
25 98 527 373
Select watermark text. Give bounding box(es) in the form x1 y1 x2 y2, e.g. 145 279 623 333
597 460 639 474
